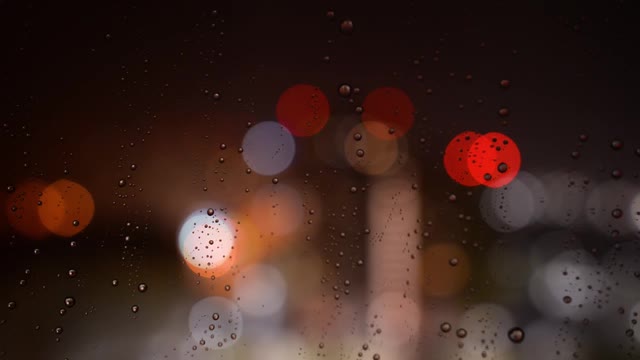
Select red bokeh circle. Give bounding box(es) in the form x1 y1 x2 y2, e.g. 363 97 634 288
361 87 414 140
467 132 521 188
276 84 330 137
444 131 483 187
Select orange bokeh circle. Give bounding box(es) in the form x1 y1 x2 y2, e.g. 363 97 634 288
6 179 50 240
276 84 330 137
361 87 415 140
37 179 95 237
422 242 471 297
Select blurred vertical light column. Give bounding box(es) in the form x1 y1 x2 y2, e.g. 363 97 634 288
366 176 422 359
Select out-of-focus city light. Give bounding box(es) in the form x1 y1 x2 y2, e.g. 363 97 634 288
178 207 236 278
467 132 521 188
248 183 304 238
37 179 95 237
444 131 483 186
241 121 296 176
345 122 401 175
423 242 471 297
6 178 50 239
529 250 611 321
188 296 243 350
480 175 536 232
276 84 330 137
361 87 414 140
234 264 287 318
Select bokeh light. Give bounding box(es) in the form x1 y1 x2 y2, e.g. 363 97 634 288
233 264 287 318
344 122 401 175
241 121 296 176
422 242 470 297
479 175 536 232
6 178 50 240
178 207 236 278
361 87 414 140
248 183 304 239
37 179 95 238
528 250 611 321
443 131 482 186
467 132 521 188
188 296 243 350
276 84 330 137
447 303 515 360
539 171 590 227
585 180 634 236
0 190 7 234
515 320 588 360
366 292 421 348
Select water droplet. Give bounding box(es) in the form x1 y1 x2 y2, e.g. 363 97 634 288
498 108 510 117
579 134 589 142
508 327 525 343
118 179 126 187
64 297 75 308
339 84 352 97
611 169 623 179
138 283 147 293
7 301 16 310
356 149 365 157
440 322 452 333
72 220 80 227
340 19 354 34
130 164 137 171
353 133 362 141
456 328 467 338
131 305 139 313
350 186 358 193
483 173 492 181
626 329 635 337
55 326 64 335
212 313 220 320
611 208 623 219
272 178 279 184
500 80 510 88
6 185 15 193
207 208 215 216
224 285 231 291
111 279 119 286
497 162 508 173
373 354 380 360
611 139 624 150
449 258 459 266
448 194 457 202
563 295 572 304
67 269 77 278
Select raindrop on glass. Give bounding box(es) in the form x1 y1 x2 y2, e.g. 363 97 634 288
611 139 624 150
340 19 354 34
508 327 525 343
440 322 452 333
339 84 352 97
64 297 75 308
